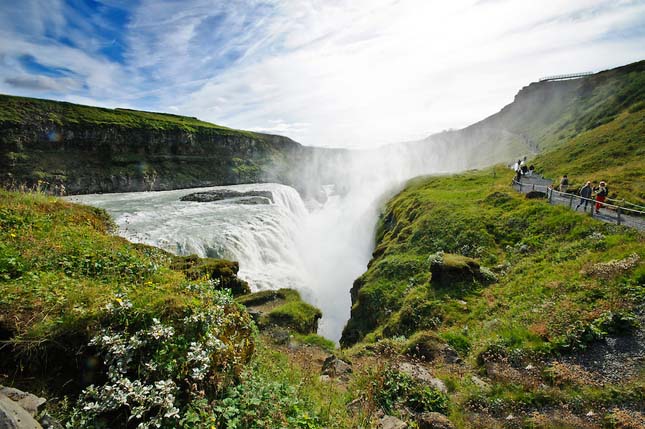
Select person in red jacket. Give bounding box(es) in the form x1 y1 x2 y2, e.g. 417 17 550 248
594 181 608 214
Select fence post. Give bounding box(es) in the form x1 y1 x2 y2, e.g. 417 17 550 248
548 188 553 204
532 184 535 191
569 195 573 209
519 182 523 192
617 207 621 225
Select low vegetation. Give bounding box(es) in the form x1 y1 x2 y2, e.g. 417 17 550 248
340 167 644 426
0 94 254 135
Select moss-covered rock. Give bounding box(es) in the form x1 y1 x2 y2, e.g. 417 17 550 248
265 301 322 334
170 254 250 295
236 288 322 335
428 252 493 291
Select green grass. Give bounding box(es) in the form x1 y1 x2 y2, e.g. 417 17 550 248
340 166 644 425
341 167 644 356
533 108 645 205
0 189 257 424
0 94 255 136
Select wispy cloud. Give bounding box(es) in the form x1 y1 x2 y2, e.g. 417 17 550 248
1 0 644 147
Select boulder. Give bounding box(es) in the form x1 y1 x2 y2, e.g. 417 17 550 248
0 394 42 429
417 412 455 429
321 356 352 379
397 362 447 393
180 189 274 203
525 191 547 199
0 387 45 416
378 415 408 429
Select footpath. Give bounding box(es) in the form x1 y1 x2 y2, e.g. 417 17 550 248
511 175 645 231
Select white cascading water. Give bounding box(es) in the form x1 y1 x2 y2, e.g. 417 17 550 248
68 144 456 342
68 184 310 293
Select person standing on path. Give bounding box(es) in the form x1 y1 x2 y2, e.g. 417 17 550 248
594 181 608 214
576 181 593 211
559 175 569 193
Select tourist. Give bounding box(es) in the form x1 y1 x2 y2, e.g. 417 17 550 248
575 181 593 211
559 175 569 193
594 181 608 214
528 165 535 176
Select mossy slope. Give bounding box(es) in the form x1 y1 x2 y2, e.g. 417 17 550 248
0 189 255 398
341 168 644 354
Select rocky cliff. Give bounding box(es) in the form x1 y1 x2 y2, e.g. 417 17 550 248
0 94 343 195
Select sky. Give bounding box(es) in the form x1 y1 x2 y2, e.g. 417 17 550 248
1 0 644 148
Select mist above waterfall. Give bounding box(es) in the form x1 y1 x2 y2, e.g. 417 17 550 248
291 140 464 340
67 139 466 342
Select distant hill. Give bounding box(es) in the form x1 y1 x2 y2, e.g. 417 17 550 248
403 60 645 173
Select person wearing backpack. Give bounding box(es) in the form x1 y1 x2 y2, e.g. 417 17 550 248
559 175 569 193
576 181 593 211
594 181 608 214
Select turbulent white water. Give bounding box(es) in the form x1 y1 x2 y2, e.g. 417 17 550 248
67 183 353 340
67 143 457 342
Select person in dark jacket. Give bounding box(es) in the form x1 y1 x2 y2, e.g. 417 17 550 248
559 175 569 193
575 181 593 211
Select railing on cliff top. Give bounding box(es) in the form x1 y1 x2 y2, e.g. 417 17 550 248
538 72 594 82
511 178 645 231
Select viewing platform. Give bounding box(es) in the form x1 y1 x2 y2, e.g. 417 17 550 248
538 71 594 82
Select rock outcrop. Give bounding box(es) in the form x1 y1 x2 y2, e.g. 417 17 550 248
0 386 46 429
0 94 347 196
180 189 274 204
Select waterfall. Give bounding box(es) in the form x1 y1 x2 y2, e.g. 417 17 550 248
67 184 312 295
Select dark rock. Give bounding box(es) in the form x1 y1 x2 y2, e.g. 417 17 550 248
417 412 455 429
525 191 547 199
428 253 494 290
170 255 250 295
180 189 274 203
321 356 352 379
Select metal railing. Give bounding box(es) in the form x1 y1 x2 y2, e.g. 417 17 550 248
511 179 645 230
538 72 594 82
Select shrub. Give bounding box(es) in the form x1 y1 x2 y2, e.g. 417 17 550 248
68 289 254 428
369 366 449 415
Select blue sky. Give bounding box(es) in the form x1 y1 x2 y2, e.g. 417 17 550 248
1 0 644 147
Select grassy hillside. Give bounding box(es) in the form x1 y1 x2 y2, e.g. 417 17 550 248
533 107 645 206
0 190 317 427
0 94 254 136
414 60 645 168
341 168 644 426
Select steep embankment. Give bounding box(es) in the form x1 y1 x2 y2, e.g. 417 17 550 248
407 60 645 170
0 189 335 427
340 168 644 426
532 107 645 205
0 94 343 195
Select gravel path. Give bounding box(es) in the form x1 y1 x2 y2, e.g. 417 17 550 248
557 311 645 384
511 175 645 231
